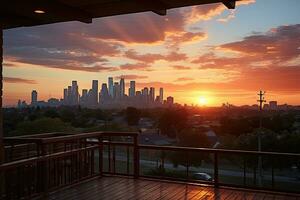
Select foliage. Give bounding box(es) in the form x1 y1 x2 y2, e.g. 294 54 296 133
158 108 188 138
9 117 73 136
126 107 141 126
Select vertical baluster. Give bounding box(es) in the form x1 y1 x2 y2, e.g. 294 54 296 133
127 146 130 175
77 139 80 180
271 156 274 189
186 151 189 181
253 166 257 186
108 136 111 173
91 149 95 175
98 135 103 176
133 134 139 179
113 145 116 174
214 152 219 187
243 157 246 186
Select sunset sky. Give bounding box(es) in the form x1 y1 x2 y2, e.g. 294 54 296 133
3 0 300 107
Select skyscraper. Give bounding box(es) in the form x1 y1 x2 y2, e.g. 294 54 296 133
149 87 155 103
67 86 72 105
63 88 68 104
71 81 79 105
142 87 149 96
100 83 109 104
92 80 98 105
159 88 164 104
108 77 114 97
87 89 93 106
129 81 136 97
120 78 125 98
81 89 88 106
113 82 120 100
31 90 37 105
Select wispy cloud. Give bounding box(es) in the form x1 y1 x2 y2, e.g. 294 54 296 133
171 65 191 70
175 77 194 82
4 77 37 84
115 74 148 80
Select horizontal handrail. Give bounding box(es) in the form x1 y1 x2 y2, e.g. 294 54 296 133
4 131 139 144
139 144 300 157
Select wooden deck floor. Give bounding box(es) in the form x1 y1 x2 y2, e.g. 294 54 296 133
49 176 299 200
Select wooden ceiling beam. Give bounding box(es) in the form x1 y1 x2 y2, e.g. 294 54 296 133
222 0 236 9
1 0 93 25
135 0 167 16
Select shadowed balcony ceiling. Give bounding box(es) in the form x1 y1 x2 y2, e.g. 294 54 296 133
1 0 236 29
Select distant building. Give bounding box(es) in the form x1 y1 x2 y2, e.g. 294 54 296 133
99 83 110 104
166 96 174 107
159 88 163 103
80 89 88 106
149 87 155 103
108 77 114 97
129 81 135 97
63 88 68 105
31 90 37 105
269 101 278 110
142 87 149 96
92 80 98 105
48 98 60 107
120 78 125 98
71 81 79 105
113 82 120 100
67 86 72 105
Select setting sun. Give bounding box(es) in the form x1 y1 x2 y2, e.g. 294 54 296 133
198 96 208 106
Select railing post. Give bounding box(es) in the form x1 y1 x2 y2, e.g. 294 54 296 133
133 134 139 178
214 152 219 187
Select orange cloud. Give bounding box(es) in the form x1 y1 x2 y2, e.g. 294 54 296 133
4 77 37 84
125 50 187 63
171 65 191 70
119 63 152 71
115 75 148 80
175 77 194 82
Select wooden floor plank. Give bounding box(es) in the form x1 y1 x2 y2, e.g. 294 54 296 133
48 176 299 200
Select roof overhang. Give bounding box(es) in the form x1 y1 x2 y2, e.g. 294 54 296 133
1 0 236 29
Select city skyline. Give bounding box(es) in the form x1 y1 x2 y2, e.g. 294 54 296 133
17 77 173 109
3 0 300 106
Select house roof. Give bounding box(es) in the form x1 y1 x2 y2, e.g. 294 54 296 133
1 0 236 29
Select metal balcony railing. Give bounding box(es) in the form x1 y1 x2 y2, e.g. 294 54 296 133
1 132 300 199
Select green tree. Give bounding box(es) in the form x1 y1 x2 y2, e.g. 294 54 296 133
126 107 141 126
158 108 188 138
11 117 72 136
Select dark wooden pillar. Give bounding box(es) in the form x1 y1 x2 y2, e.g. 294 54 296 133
0 26 4 198
0 26 3 164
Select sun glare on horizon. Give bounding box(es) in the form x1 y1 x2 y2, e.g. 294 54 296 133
198 96 208 106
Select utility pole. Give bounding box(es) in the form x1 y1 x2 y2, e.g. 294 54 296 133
257 90 266 186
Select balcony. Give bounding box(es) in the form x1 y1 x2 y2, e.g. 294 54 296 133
1 132 300 199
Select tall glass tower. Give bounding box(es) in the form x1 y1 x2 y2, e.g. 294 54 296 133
108 77 114 97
